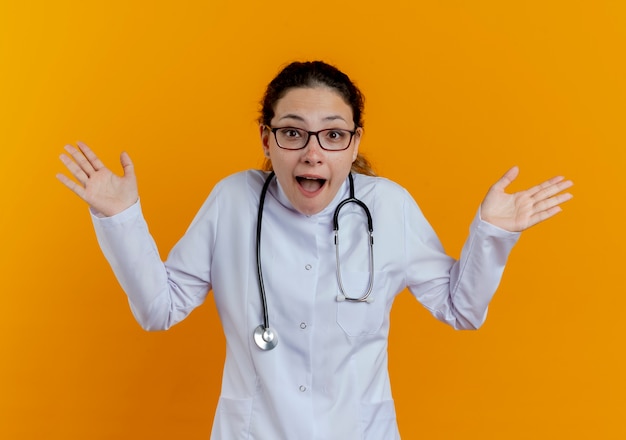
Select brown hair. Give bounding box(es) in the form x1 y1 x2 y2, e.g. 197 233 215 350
259 61 375 176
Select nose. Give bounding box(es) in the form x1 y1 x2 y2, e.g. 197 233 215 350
302 134 324 164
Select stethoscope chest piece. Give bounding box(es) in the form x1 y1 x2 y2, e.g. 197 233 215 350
254 325 278 351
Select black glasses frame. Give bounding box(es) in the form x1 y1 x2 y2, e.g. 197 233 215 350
266 126 357 151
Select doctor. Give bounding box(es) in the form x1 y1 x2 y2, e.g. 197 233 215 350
57 61 573 439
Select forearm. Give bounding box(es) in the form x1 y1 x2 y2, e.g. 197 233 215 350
91 201 195 330
447 209 520 328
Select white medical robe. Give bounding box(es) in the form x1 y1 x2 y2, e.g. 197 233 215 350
91 170 520 439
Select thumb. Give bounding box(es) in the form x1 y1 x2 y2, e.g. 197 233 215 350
119 151 135 177
492 165 519 192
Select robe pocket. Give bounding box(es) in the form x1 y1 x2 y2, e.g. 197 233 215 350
212 396 253 439
360 400 399 440
336 271 388 337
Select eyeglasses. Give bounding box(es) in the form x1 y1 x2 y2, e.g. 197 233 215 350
266 126 357 151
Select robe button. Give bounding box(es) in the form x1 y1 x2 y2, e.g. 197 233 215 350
299 385 307 392
305 264 312 270
300 322 307 329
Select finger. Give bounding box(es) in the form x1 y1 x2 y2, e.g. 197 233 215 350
526 174 571 197
526 191 573 228
530 177 574 201
64 144 96 178
59 151 89 186
527 205 563 228
56 172 86 200
491 166 519 192
119 151 135 177
76 141 106 172
533 191 574 212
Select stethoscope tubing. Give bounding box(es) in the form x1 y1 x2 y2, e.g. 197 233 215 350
256 171 275 329
333 173 375 303
254 171 374 351
255 172 277 350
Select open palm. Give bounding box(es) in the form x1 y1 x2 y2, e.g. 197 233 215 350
57 142 138 217
480 166 573 232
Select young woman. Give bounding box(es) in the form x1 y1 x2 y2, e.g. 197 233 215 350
57 61 573 439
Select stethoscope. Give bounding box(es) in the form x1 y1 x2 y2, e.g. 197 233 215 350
254 171 374 351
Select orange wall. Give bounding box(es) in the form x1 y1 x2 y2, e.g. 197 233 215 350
1 1 625 438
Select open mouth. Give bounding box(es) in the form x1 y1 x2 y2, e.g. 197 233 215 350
296 176 327 193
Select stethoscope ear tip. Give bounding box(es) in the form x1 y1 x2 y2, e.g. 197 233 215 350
336 294 347 302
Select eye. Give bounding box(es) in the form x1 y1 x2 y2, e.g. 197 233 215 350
324 130 348 142
278 128 303 138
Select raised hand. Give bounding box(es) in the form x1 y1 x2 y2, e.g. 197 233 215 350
56 141 138 217
480 166 573 232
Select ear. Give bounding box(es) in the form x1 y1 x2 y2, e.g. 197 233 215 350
351 127 363 162
260 125 271 157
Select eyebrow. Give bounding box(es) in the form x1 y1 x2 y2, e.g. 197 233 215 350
277 113 348 123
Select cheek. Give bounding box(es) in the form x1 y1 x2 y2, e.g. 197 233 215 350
330 158 355 182
270 150 296 173
341 151 358 168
